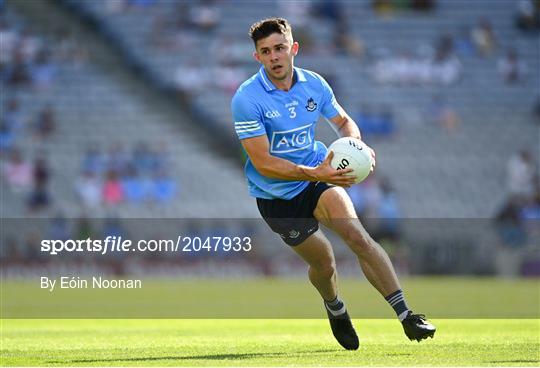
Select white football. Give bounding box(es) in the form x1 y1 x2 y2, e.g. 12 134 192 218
327 137 373 183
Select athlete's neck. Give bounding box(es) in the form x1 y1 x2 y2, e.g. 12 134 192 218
269 69 296 92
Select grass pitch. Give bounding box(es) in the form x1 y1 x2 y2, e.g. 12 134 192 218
1 278 539 366
2 277 538 318
1 319 539 366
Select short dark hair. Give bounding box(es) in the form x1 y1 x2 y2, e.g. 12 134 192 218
249 17 293 47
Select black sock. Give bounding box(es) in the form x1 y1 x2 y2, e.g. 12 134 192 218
385 289 410 321
324 296 346 316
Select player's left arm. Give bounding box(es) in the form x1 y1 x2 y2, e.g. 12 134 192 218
327 106 361 140
328 106 376 169
318 73 375 166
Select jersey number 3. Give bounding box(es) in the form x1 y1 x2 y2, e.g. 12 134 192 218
288 107 296 119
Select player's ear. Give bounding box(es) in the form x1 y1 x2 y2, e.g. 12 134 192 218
253 51 261 63
292 41 299 56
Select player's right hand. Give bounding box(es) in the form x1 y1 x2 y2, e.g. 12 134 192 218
314 151 357 188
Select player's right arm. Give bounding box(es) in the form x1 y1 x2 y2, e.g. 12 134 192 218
241 135 356 187
232 90 355 187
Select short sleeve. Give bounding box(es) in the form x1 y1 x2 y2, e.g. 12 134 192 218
318 74 341 119
231 92 266 140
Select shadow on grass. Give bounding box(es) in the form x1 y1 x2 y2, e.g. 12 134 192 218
54 349 341 364
387 353 412 357
488 360 540 364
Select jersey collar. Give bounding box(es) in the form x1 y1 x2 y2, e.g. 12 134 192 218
258 66 307 92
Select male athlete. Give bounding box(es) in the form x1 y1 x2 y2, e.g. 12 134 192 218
231 18 435 350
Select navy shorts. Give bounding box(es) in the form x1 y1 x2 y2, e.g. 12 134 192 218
256 182 332 246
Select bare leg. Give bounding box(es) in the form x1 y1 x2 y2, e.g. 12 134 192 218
313 186 436 342
314 186 401 297
291 230 338 301
292 225 359 350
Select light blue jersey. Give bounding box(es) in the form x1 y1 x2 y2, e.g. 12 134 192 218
231 66 341 200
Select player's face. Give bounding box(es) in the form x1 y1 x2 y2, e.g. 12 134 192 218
254 32 298 82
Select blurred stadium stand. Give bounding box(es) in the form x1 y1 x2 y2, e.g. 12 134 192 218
2 0 258 218
1 0 538 275
52 0 539 218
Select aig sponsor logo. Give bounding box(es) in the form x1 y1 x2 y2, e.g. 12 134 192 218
270 124 313 154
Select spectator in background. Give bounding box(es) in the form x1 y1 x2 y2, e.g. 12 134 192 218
121 166 148 203
213 60 247 95
507 150 537 200
435 33 454 61
102 215 129 270
0 19 18 66
3 148 33 193
75 170 102 209
81 145 105 175
33 104 56 138
431 51 462 86
18 28 41 62
213 36 252 65
174 59 208 96
471 18 497 57
521 189 540 220
47 213 70 242
454 26 475 57
5 99 25 133
7 52 30 86
355 104 395 139
334 22 365 60
315 0 344 24
377 105 396 137
425 95 460 132
0 119 15 153
149 2 196 52
27 157 51 211
356 104 374 134
151 170 176 203
347 175 382 222
102 171 123 205
30 49 56 90
394 51 415 85
106 142 130 176
373 0 396 17
133 142 155 174
151 142 170 174
189 0 220 32
102 214 126 239
372 48 461 86
516 0 540 32
498 49 528 84
376 178 401 240
54 28 88 65
432 34 462 85
372 177 408 274
494 195 528 276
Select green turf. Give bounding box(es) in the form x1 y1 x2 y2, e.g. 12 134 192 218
1 319 538 366
2 277 539 318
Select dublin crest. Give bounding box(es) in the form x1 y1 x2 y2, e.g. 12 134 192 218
305 97 317 112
